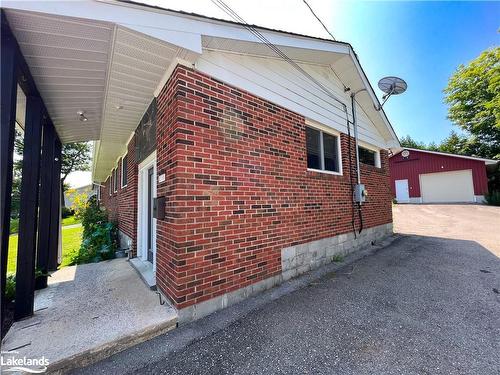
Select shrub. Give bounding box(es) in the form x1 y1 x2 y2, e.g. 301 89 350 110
331 254 344 263
71 197 117 264
9 218 19 234
80 196 108 238
5 275 15 302
61 206 74 219
484 191 500 206
71 191 89 219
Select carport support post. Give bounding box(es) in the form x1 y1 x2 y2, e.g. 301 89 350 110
48 140 62 271
36 123 55 288
1 30 18 336
14 96 44 320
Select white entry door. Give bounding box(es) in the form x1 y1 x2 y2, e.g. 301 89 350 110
420 170 474 203
138 151 157 270
395 179 410 203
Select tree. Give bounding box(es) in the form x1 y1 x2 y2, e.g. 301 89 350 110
399 135 439 151
61 142 91 188
437 130 469 155
399 135 427 150
11 134 91 215
444 47 500 159
60 142 91 207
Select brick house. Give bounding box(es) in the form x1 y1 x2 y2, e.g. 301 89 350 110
2 1 400 321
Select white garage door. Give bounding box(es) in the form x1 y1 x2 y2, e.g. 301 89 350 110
420 170 474 203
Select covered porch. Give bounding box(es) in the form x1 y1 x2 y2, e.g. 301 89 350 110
1 1 197 338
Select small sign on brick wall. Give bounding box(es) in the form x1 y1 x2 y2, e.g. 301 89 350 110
158 173 165 183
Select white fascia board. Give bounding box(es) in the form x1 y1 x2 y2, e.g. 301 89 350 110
99 0 350 55
154 58 194 97
91 140 100 182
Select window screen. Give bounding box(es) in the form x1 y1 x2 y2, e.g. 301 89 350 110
306 126 340 173
358 147 377 166
306 127 321 170
323 132 339 172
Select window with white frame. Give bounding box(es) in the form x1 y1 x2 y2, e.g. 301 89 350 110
96 185 101 201
306 126 341 173
358 146 380 167
113 168 118 193
121 154 128 188
108 176 112 196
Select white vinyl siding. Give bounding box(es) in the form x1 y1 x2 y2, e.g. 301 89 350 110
196 51 388 148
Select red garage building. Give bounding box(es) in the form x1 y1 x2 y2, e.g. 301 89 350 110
390 148 497 204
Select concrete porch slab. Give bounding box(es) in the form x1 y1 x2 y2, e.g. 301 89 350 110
1 258 177 373
129 257 156 290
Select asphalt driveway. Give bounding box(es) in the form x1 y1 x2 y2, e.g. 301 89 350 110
74 204 500 375
393 203 500 256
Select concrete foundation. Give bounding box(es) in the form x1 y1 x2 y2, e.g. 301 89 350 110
179 223 393 323
118 230 133 251
282 223 393 281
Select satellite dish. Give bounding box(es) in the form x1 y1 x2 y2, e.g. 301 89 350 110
376 76 407 110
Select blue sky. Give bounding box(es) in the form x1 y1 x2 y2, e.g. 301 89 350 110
328 1 499 144
145 0 498 144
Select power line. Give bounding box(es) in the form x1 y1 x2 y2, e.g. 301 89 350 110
302 0 336 41
210 0 347 113
210 0 364 236
209 0 377 131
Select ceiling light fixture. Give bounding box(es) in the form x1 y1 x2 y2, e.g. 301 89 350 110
77 110 88 122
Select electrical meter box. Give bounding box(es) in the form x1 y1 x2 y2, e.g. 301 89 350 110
354 184 367 203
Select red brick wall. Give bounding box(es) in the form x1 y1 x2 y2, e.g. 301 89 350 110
100 136 138 254
155 65 392 309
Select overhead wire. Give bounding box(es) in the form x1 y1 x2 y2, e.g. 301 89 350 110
300 0 372 235
210 0 348 113
210 0 365 235
302 0 336 41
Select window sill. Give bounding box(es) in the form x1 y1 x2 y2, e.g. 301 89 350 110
307 168 343 176
360 163 383 171
121 184 128 189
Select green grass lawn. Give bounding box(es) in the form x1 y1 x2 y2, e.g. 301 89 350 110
61 215 81 227
7 224 82 275
10 215 81 234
